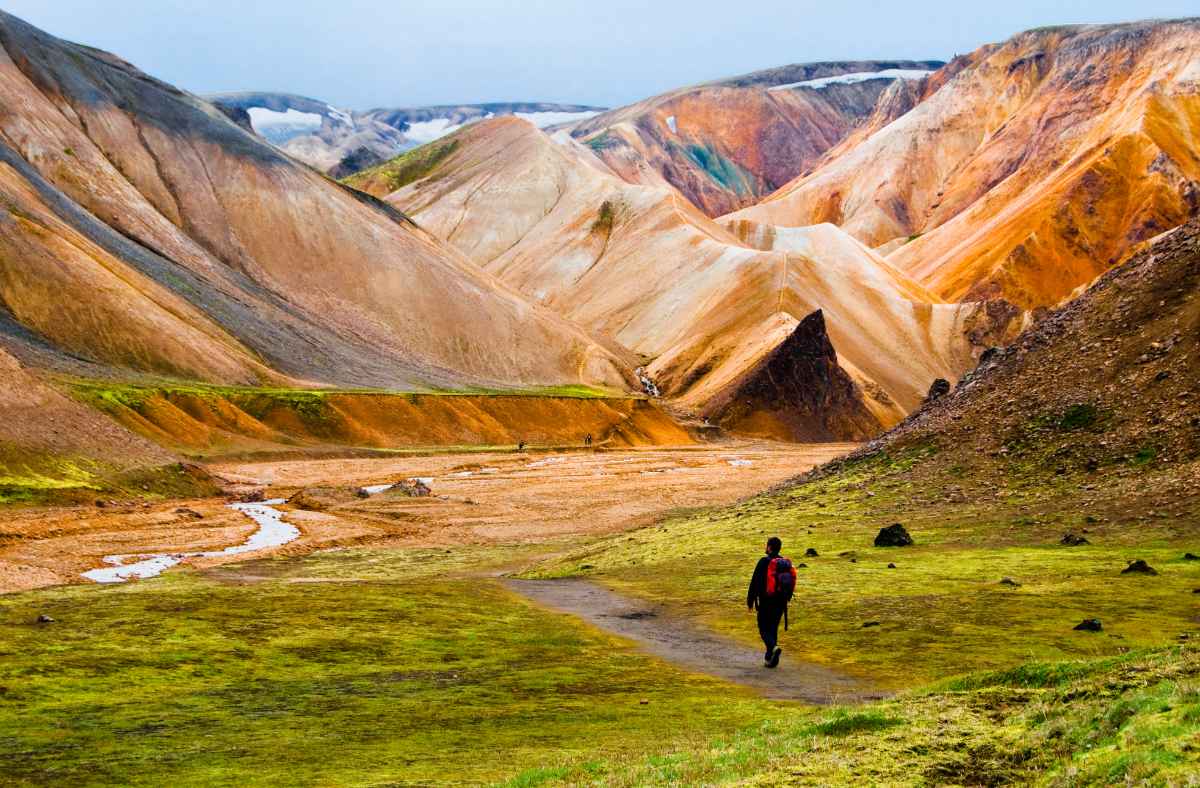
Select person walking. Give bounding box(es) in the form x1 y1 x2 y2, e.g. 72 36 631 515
746 536 796 668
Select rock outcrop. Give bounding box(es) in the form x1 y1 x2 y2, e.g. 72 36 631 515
702 311 884 441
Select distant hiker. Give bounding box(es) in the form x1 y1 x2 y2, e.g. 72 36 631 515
746 536 797 668
584 433 593 447
517 440 525 452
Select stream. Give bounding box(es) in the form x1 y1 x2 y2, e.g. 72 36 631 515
81 499 300 584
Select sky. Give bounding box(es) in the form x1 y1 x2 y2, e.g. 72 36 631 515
4 1 1197 110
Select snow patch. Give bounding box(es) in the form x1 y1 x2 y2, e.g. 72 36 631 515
726 458 753 468
81 499 300 584
327 105 353 125
768 69 932 92
514 110 600 128
247 107 323 131
527 457 566 468
665 115 677 134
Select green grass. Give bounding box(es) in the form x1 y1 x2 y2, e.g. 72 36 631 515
0 548 768 786
342 138 460 193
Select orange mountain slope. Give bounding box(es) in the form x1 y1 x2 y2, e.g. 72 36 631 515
566 60 943 217
349 118 1002 438
727 20 1200 309
0 11 630 393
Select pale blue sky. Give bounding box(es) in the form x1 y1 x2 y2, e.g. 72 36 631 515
4 1 1195 109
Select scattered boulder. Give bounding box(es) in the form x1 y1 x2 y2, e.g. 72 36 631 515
887 563 896 569
239 490 266 503
1060 533 1089 546
924 378 951 404
1073 618 1103 632
874 523 914 547
36 614 54 624
392 478 433 497
797 563 808 569
862 621 880 628
849 558 858 563
1184 553 1199 561
1121 559 1158 576
174 507 203 520
94 499 107 508
804 548 819 557
999 577 1021 587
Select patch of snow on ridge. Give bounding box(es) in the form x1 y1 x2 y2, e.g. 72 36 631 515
515 110 600 127
666 115 677 134
327 105 353 125
768 69 932 92
246 107 323 131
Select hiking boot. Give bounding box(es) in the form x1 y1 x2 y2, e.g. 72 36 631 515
767 646 782 668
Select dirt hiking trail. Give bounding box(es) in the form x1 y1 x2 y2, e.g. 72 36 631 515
508 578 879 703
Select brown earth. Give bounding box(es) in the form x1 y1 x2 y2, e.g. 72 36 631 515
0 443 852 593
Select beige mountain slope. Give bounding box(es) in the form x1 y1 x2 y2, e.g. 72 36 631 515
567 60 943 217
350 118 997 438
727 20 1200 309
0 11 629 392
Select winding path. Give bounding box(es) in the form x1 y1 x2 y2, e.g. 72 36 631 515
507 578 879 703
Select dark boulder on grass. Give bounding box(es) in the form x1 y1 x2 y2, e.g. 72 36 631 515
862 621 880 628
1073 618 1103 632
805 547 819 557
1184 553 1199 561
1121 559 1158 575
36 614 54 624
999 577 1021 587
874 523 913 547
1061 533 1089 546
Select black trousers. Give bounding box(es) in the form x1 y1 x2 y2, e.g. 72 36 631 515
756 603 785 653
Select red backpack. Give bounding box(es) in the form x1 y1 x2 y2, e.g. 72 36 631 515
765 556 797 601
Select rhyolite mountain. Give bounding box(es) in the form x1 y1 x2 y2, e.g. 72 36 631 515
348 117 1002 440
567 60 943 217
728 20 1200 309
208 91 603 177
0 11 632 395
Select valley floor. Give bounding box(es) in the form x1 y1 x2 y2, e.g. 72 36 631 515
0 441 1196 785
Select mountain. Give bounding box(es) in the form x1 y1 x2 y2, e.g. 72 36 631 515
348 117 1000 439
0 11 631 395
567 60 943 217
208 92 603 177
823 215 1200 488
727 21 1200 309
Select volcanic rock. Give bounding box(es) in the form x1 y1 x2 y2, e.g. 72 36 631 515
805 548 819 557
1184 553 1199 561
1060 533 1089 546
999 578 1021 587
1073 619 1103 632
36 614 54 624
924 378 951 404
874 523 914 547
1121 560 1158 576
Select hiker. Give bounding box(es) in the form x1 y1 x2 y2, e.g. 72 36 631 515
517 440 525 452
584 433 593 447
746 536 796 668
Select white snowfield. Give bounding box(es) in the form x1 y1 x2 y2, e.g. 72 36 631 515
405 110 600 144
768 69 933 92
246 107 324 131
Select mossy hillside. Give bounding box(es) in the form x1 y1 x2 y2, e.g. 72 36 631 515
509 645 1199 785
527 445 1200 688
0 444 216 505
341 138 460 196
0 547 768 787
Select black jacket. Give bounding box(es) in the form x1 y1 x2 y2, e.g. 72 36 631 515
747 553 781 609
